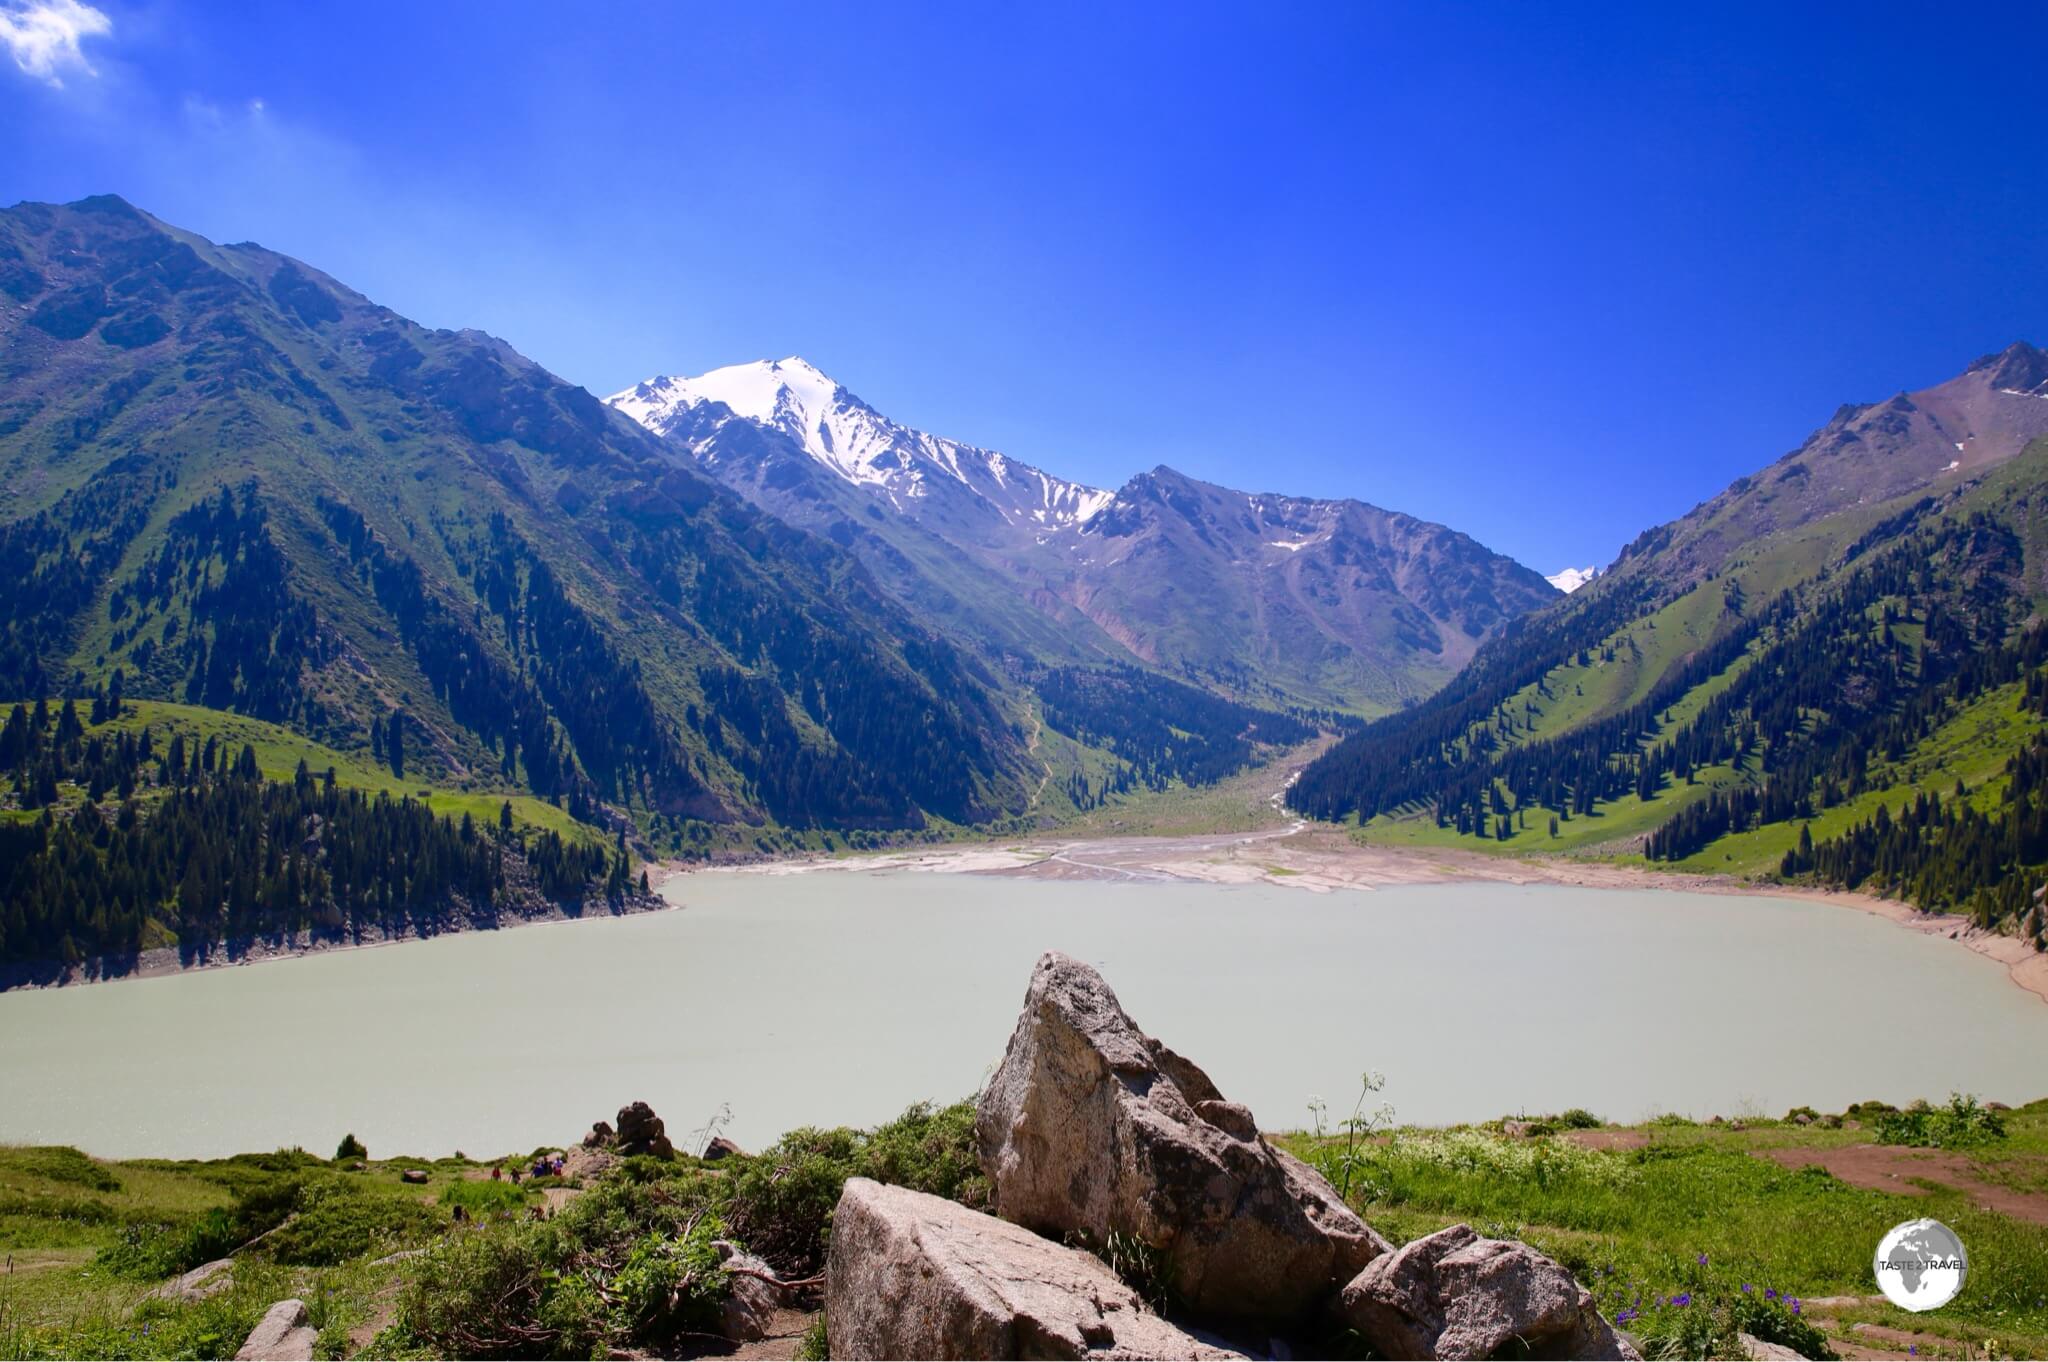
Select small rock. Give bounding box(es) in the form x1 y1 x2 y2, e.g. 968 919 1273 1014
1502 1119 1536 1138
976 951 1386 1325
400 1168 429 1185
825 1178 1244 1360
1986 1101 2011 1112
1792 1114 1812 1126
582 1119 614 1149
701 1135 746 1161
234 1298 317 1361
1737 1332 1804 1359
146 1258 234 1303
714 1240 791 1342
1334 1223 1639 1360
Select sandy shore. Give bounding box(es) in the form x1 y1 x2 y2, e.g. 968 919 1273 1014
667 821 2048 1008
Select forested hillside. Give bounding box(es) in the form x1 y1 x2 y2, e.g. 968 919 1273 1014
0 693 632 973
0 195 1039 847
1290 353 2048 951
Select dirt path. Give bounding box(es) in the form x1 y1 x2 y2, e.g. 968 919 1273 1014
1749 1145 2048 1225
1561 1129 1650 1152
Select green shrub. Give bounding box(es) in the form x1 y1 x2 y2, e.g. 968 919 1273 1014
441 1178 533 1219
334 1133 368 1162
266 1181 441 1265
1874 1093 2006 1149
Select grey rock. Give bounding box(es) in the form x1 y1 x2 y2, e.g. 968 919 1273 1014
1334 1224 1638 1360
975 951 1387 1324
399 1168 429 1185
561 1145 617 1183
824 1177 1244 1360
713 1240 791 1342
1737 1332 1805 1360
146 1257 234 1303
233 1298 317 1361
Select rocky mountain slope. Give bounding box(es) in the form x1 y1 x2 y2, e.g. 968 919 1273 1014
612 360 1558 712
0 196 1036 843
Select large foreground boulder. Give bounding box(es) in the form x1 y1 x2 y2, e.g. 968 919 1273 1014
1334 1224 1639 1360
233 1298 317 1361
975 951 1386 1323
825 1178 1244 1360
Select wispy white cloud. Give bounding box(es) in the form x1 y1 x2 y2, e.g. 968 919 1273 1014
0 0 112 88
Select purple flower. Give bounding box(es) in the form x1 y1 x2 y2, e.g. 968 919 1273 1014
1673 1292 1692 1307
1697 1253 1709 1266
1791 1300 1802 1316
1764 1289 1777 1300
1741 1283 1753 1294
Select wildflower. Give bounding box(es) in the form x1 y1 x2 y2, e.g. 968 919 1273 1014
1741 1283 1752 1294
1764 1288 1777 1300
1791 1299 1801 1316
1697 1253 1708 1266
1673 1292 1692 1307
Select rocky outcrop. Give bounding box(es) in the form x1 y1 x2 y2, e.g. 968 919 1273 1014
1333 1224 1640 1360
147 1257 233 1303
702 1135 746 1161
608 1101 674 1158
825 1178 1244 1360
233 1298 317 1361
975 951 1386 1323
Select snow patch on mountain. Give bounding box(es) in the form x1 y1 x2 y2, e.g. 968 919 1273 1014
1547 565 1599 593
608 358 1113 527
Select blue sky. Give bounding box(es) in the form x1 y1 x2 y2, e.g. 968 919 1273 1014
3 2 2045 572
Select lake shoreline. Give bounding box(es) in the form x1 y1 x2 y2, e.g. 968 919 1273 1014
0 894 674 993
670 822 2048 1008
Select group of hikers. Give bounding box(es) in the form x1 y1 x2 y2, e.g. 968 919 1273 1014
491 1152 567 1184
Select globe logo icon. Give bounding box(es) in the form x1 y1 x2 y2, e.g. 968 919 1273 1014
1874 1218 1967 1312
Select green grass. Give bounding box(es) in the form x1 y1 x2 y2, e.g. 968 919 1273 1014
1288 1096 2048 1359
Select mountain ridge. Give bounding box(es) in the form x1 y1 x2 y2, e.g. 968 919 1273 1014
611 356 1560 712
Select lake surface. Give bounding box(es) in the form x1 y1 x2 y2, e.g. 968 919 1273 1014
2 872 2045 1160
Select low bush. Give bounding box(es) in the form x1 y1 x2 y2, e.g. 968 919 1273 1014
1874 1093 2006 1149
265 1181 441 1265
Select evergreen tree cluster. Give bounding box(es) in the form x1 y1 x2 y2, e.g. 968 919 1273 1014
0 458 161 699
1291 500 2048 939
0 700 622 969
1781 741 2048 946
1037 665 1315 791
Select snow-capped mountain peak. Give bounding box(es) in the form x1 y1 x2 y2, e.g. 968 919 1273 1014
608 358 1114 527
1547 565 1599 593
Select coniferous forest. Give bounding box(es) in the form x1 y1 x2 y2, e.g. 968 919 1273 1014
0 695 630 972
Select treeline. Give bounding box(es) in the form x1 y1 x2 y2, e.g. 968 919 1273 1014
0 699 626 969
1038 665 1316 792
1780 737 2048 946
